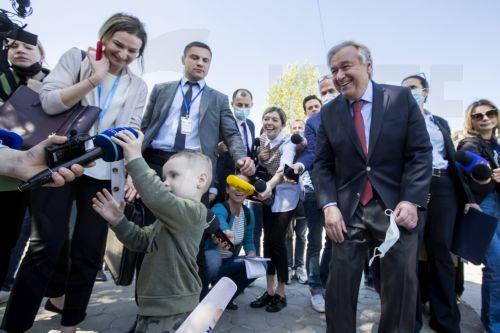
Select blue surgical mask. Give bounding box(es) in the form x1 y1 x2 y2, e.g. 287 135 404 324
411 89 426 106
234 107 250 120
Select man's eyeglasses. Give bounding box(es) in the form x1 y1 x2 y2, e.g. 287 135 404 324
471 109 498 121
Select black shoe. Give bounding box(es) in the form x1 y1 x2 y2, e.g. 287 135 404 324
226 301 238 310
265 294 287 313
44 299 63 314
250 291 274 308
95 269 108 282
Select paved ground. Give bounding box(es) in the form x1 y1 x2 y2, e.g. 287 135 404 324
0 264 485 333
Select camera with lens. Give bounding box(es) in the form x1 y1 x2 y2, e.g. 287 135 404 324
45 133 91 168
0 1 37 46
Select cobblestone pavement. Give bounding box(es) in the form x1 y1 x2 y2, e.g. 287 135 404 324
0 264 485 332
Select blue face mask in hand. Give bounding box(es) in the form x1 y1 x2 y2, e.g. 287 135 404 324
234 107 250 120
411 88 426 106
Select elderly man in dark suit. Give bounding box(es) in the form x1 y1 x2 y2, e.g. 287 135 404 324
313 41 432 333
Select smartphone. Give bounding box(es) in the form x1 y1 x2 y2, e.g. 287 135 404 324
96 40 103 60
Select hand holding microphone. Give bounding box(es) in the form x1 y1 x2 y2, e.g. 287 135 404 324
226 175 272 204
19 127 139 192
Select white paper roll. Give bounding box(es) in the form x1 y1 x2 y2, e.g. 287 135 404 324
176 277 237 333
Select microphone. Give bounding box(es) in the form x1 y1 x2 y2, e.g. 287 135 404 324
205 210 234 251
18 127 138 192
252 137 260 148
226 175 255 196
290 133 304 145
253 178 273 205
0 129 23 149
455 150 492 182
226 175 272 205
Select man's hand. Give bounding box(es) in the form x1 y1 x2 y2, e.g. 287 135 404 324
324 205 346 243
14 135 93 186
246 251 256 257
111 130 144 163
394 201 418 229
464 203 481 214
92 188 126 226
217 141 228 155
284 163 303 184
124 175 140 202
236 157 255 176
493 168 500 183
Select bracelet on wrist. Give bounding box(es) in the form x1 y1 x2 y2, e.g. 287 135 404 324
87 77 97 88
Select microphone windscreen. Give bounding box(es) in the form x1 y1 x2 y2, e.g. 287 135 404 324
94 127 138 162
455 150 473 166
471 164 492 181
226 175 254 196
254 179 267 193
0 129 23 150
291 133 303 144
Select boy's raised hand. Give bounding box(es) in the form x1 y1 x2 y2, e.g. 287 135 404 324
111 130 144 163
92 188 125 226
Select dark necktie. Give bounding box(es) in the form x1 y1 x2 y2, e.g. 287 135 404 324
240 121 250 155
174 81 197 151
353 99 373 205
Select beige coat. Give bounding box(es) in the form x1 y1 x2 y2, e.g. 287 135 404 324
39 47 148 200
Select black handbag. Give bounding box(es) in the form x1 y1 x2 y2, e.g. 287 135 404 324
104 200 145 286
451 207 498 265
0 85 101 149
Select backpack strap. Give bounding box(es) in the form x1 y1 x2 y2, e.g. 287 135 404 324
221 201 232 225
242 205 251 226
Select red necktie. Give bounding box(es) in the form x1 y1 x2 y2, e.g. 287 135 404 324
352 100 373 205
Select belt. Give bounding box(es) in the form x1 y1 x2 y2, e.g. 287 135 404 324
432 168 448 177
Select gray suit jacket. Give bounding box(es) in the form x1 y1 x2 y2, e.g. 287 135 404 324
141 81 247 182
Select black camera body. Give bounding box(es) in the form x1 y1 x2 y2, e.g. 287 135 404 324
45 134 91 168
0 1 36 46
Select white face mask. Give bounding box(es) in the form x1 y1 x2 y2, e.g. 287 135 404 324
321 92 339 104
369 209 400 266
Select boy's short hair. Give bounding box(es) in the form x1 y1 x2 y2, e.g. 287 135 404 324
169 152 213 192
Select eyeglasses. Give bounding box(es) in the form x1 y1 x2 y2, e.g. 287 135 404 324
318 74 333 84
471 109 498 121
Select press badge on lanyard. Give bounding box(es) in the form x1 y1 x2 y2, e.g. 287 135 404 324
179 80 204 135
97 68 124 128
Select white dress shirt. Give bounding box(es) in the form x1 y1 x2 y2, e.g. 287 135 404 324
151 77 206 151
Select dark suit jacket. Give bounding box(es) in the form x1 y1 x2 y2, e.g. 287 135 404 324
297 112 321 171
140 81 247 182
215 119 255 201
313 81 433 220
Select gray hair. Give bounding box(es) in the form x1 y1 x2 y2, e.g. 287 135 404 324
326 40 373 78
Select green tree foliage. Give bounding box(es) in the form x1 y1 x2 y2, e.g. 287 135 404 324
267 64 319 127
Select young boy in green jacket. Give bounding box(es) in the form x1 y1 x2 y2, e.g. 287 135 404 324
92 130 211 332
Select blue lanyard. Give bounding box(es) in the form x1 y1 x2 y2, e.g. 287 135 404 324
179 80 204 118
97 68 124 122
